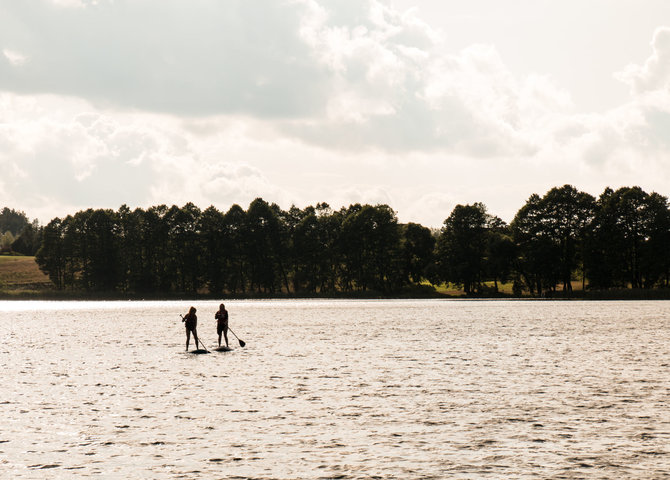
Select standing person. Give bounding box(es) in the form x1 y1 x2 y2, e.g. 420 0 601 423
182 306 202 351
215 303 229 348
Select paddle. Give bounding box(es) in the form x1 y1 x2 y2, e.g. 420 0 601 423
228 327 246 347
180 314 209 353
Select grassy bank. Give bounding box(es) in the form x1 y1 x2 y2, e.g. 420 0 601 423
0 254 54 298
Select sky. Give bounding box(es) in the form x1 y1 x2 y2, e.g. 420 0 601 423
1 0 670 227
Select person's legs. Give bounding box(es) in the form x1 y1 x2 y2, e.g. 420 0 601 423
218 331 222 347
192 329 200 349
223 328 229 348
185 328 191 351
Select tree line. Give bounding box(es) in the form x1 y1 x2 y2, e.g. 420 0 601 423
35 200 434 295
31 184 670 296
0 207 42 255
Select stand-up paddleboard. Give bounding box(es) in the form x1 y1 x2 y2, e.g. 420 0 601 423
215 346 232 352
189 348 210 354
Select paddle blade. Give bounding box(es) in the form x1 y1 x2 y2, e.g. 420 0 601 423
239 339 246 348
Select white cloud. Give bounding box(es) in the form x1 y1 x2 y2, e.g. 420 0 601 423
289 4 582 157
2 3 670 227
401 192 456 227
0 91 305 221
0 1 328 117
0 96 155 212
616 27 670 96
2 48 28 66
0 0 567 156
335 184 395 208
47 0 100 8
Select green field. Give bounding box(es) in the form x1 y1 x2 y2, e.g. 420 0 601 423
0 255 52 297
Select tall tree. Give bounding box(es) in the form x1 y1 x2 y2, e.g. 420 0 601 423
222 204 248 294
59 214 83 289
166 203 202 294
143 205 171 292
11 220 42 256
511 186 595 296
436 203 490 294
316 203 344 292
291 206 321 293
245 198 284 293
0 207 29 236
270 202 293 294
0 231 15 250
35 218 65 289
82 209 119 291
400 222 435 285
585 186 670 289
540 185 595 292
641 192 670 287
198 206 227 295
117 205 144 293
583 188 619 289
485 216 515 293
340 204 401 292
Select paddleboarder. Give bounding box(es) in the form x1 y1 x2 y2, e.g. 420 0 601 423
182 306 202 351
215 303 229 348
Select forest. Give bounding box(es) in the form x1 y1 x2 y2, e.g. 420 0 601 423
4 184 670 297
0 207 41 256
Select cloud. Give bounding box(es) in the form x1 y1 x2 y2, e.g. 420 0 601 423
2 48 28 66
0 95 156 211
2 2 670 227
285 2 580 157
0 91 302 221
611 27 670 165
0 0 329 117
335 184 395 207
47 0 93 8
163 161 282 211
557 26 670 177
401 191 457 227
616 27 670 96
0 0 574 157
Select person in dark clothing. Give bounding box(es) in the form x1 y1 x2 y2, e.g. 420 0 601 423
182 306 202 351
215 303 229 348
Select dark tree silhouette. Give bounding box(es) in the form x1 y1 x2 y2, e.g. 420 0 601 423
29 186 670 297
436 203 491 294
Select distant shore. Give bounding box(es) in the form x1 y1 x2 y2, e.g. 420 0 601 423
2 254 670 301
3 287 670 302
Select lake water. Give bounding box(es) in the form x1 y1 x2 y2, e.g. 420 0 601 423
1 299 669 479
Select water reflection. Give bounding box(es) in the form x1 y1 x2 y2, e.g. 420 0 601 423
1 300 668 478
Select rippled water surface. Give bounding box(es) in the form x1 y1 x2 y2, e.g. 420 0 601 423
1 299 669 478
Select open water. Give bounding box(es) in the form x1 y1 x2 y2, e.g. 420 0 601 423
1 299 669 479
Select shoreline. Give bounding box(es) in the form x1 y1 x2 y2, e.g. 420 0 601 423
2 288 670 301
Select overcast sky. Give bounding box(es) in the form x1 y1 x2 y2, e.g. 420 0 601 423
2 0 670 227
